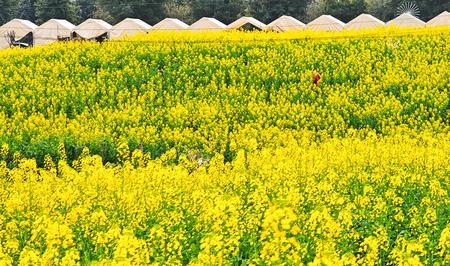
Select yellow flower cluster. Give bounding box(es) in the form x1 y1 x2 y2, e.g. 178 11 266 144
0 27 448 264
0 136 449 264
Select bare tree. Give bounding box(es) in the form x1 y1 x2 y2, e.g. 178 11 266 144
6 31 16 47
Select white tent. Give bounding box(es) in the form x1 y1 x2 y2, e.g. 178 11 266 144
34 19 75 46
73 19 112 40
110 18 152 39
426 11 450 27
267 15 305 31
307 15 345 31
387 13 425 28
227 17 266 30
190 17 226 31
0 19 37 49
345 14 385 30
152 18 189 31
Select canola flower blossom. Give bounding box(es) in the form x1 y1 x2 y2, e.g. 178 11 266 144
0 27 448 265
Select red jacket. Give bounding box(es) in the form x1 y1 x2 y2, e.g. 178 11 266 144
313 73 321 85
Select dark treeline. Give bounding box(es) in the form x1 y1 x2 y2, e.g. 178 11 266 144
0 0 448 26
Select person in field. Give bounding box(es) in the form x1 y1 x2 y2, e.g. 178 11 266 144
312 70 321 86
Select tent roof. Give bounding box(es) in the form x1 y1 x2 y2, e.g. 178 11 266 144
17 19 38 29
110 18 152 38
112 18 152 31
190 17 226 30
152 18 189 30
267 15 305 31
227 17 266 30
426 11 450 27
307 15 345 31
37 19 75 31
345 14 385 29
74 19 112 39
387 13 425 27
0 19 38 32
74 19 112 31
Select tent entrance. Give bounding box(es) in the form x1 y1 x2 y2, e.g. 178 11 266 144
237 23 262 31
72 32 109 43
6 32 33 48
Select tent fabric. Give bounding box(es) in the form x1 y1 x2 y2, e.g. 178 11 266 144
190 17 226 31
110 18 152 39
387 13 425 28
345 14 385 30
227 17 266 30
267 15 305 31
152 18 189 31
426 11 450 27
307 15 346 31
0 19 38 49
74 19 112 39
34 19 75 45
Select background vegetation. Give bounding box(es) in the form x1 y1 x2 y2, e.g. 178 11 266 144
0 0 448 25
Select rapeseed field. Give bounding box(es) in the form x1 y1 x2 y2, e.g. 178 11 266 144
0 27 449 265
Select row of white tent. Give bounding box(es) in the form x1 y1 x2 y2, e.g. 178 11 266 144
0 11 449 49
